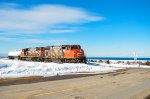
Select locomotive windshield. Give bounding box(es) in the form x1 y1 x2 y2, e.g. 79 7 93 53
62 45 81 50
71 45 81 49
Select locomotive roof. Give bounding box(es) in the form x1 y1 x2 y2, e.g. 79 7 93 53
45 45 81 47
61 45 80 46
22 47 44 49
22 45 81 49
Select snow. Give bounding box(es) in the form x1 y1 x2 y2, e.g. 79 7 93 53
0 59 149 78
91 60 150 68
0 59 121 78
96 62 150 68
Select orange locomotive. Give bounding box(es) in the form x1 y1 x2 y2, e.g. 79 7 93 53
20 45 87 63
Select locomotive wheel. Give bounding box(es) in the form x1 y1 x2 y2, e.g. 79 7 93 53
71 59 75 63
76 59 80 63
58 59 62 64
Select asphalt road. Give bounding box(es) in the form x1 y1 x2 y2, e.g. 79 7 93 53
0 68 150 99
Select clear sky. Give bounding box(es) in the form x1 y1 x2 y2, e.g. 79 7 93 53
0 0 150 57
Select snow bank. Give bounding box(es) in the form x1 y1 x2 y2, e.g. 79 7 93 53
95 62 150 68
1 58 149 78
0 59 121 78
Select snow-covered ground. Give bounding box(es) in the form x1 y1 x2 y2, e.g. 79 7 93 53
0 59 121 78
95 62 150 68
0 58 149 78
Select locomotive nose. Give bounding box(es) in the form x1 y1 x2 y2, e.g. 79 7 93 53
76 49 84 58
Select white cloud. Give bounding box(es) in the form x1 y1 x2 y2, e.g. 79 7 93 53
0 3 104 34
49 29 79 33
0 37 68 45
28 39 68 44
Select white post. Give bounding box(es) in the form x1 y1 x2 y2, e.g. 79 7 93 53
133 52 138 64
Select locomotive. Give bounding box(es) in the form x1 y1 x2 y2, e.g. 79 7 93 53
19 45 87 63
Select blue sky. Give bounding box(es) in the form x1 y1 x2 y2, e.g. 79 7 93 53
0 0 150 57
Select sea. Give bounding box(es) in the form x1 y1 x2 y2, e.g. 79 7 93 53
88 57 150 61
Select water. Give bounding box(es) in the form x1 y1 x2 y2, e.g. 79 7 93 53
88 57 150 61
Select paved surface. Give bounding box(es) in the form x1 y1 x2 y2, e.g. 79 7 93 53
0 68 150 99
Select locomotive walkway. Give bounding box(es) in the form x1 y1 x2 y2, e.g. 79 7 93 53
0 68 150 99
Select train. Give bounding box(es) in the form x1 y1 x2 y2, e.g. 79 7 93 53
8 45 87 63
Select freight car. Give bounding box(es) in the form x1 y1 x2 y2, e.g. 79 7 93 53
19 45 87 63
